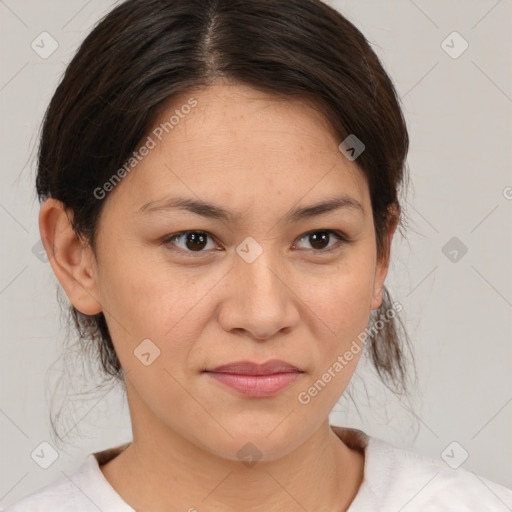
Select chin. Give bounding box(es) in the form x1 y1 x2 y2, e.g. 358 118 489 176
197 420 310 464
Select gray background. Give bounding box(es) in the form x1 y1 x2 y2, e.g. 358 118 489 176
1 0 511 508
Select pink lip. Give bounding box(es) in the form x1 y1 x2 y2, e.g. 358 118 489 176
204 359 303 397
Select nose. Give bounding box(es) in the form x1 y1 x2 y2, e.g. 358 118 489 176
217 248 301 341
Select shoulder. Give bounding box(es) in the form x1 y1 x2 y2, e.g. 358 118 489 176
3 445 132 512
3 469 93 512
360 434 512 511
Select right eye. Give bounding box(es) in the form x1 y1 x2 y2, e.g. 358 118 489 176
161 230 222 255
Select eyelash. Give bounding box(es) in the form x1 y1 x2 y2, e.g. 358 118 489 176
161 229 351 257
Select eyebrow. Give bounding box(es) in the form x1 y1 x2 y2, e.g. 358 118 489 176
138 194 364 222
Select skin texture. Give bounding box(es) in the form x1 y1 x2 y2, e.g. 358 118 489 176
40 83 397 511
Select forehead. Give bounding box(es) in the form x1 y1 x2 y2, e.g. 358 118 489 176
105 83 369 218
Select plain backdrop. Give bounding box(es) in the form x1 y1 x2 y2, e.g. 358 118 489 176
1 0 511 508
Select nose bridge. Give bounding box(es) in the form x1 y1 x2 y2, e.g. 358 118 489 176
224 236 299 338
235 236 286 304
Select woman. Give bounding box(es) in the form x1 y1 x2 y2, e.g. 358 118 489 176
6 0 511 510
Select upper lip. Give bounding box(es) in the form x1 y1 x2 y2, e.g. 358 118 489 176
205 359 303 375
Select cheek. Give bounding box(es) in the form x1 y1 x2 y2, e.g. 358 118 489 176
96 237 180 319
293 271 374 414
297 254 375 337
95 244 223 366
302 274 373 381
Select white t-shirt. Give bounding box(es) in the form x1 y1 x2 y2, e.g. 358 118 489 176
4 426 512 511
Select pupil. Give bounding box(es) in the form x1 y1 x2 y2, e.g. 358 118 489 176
186 232 207 251
310 231 329 250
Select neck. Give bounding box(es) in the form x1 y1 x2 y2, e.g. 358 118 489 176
100 391 365 512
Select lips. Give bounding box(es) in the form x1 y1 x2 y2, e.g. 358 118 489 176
205 359 302 375
203 359 303 397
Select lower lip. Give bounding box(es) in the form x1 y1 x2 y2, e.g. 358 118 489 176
205 372 301 397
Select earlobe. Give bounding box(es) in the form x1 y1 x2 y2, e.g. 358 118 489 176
39 198 103 315
370 287 383 311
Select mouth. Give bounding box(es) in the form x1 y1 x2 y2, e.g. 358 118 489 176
203 359 304 397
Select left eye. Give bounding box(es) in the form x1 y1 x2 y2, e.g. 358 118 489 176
294 230 348 252
162 229 348 255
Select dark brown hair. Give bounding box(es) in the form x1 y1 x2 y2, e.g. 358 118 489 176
37 0 417 439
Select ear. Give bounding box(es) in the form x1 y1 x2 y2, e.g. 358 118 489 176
39 198 103 315
370 204 399 311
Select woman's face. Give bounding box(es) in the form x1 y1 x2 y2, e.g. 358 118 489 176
53 83 394 461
